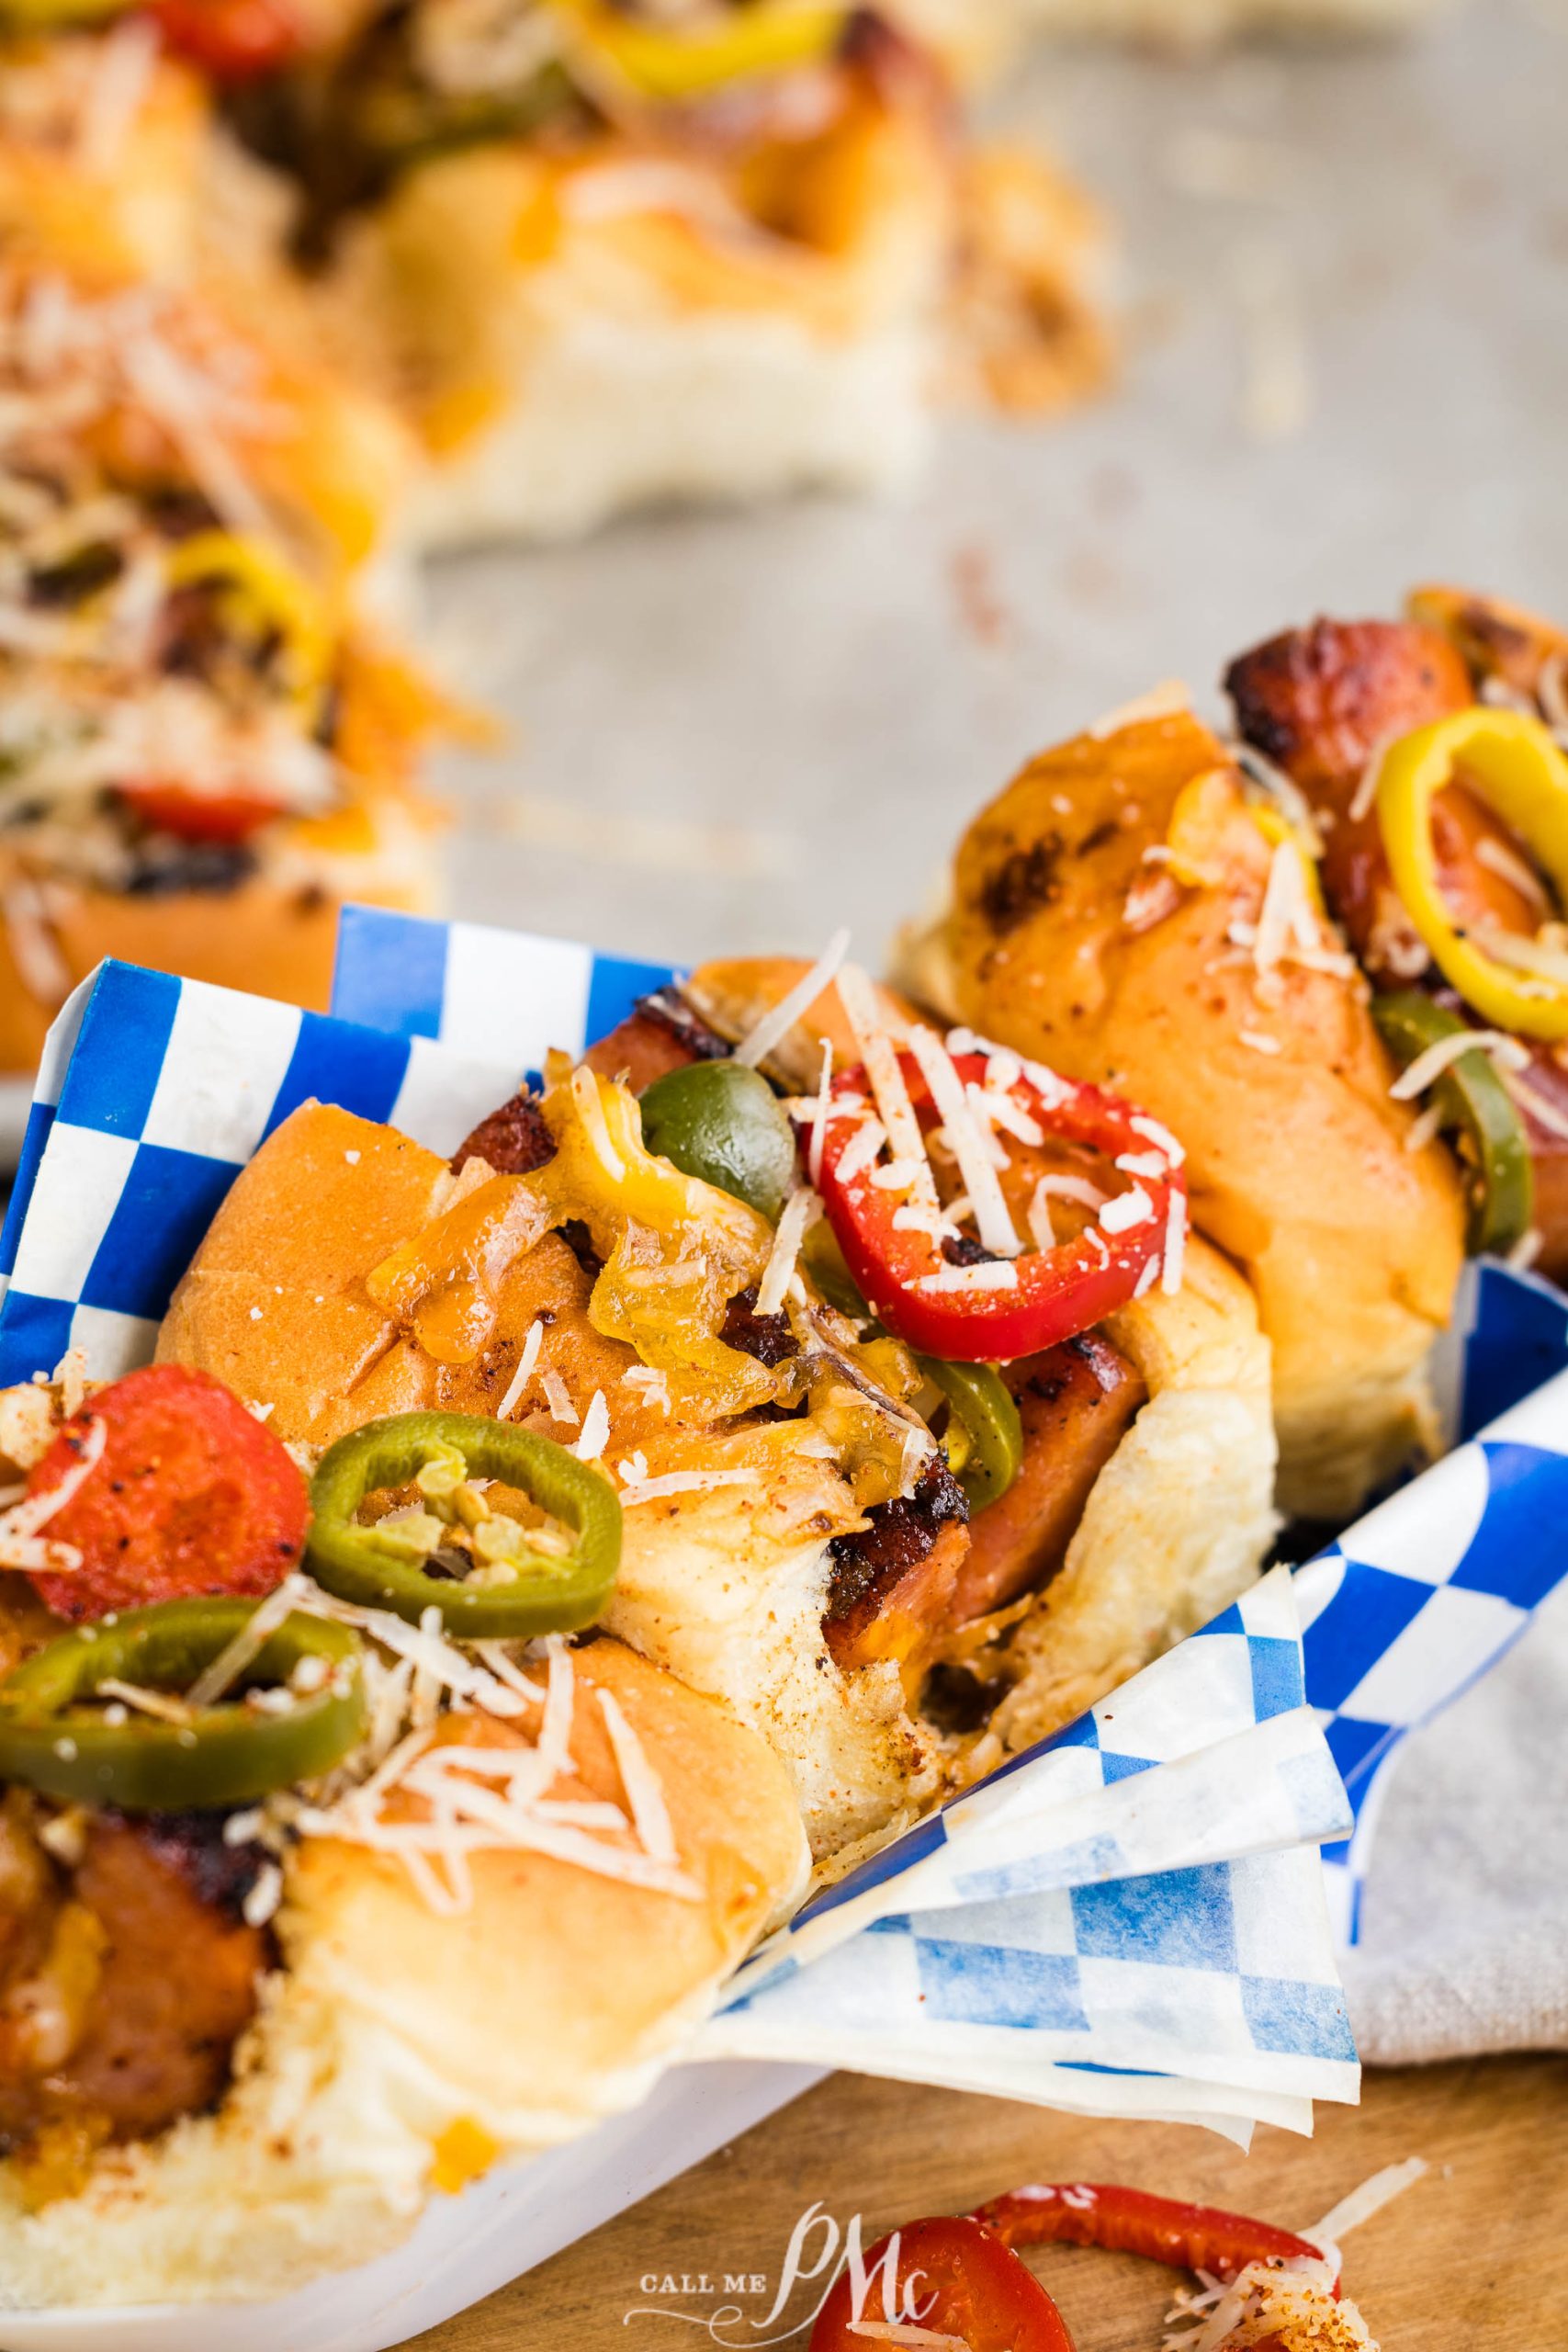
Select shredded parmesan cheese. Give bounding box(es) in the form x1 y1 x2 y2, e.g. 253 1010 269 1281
596 1686 679 1864
731 929 851 1069
1472 923 1568 989
1161 1187 1187 1295
96 1678 193 1726
1130 1114 1186 1166
757 1185 819 1317
241 1862 284 1929
620 1365 671 1416
618 1467 754 1508
77 19 162 175
917 1261 1018 1295
1099 1183 1155 1234
836 1118 887 1185
497 1319 544 1421
572 1390 609 1464
540 1370 580 1429
807 1035 834 1188
1402 1102 1444 1154
1309 2155 1427 2249
186 1577 303 1709
907 1025 1021 1259
835 965 936 1212
1474 833 1549 910
0 1412 105 1572
1387 1027 1530 1101
1506 1072 1568 1143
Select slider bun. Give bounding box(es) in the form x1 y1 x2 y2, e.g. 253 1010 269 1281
685 956 922 1091
936 704 1466 1519
992 1232 1276 1751
0 1638 807 2307
0 772 434 1080
0 40 209 279
158 1102 940 1859
325 77 954 548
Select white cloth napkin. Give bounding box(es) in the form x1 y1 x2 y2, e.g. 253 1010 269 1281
1340 1581 1568 2064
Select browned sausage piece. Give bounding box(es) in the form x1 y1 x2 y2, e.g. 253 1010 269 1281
1224 617 1472 802
0 1813 266 2156
949 1333 1146 1625
580 989 729 1094
824 1460 969 1675
449 1091 556 1177
1224 616 1542 973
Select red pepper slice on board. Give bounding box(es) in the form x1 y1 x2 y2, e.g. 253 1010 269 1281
969 2184 1328 2287
144 0 305 80
22 1366 309 1622
814 1051 1184 1363
118 780 286 846
810 2216 1077 2352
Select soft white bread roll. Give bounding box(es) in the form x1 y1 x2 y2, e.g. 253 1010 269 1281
0 1639 807 2307
927 703 1466 1521
330 67 956 550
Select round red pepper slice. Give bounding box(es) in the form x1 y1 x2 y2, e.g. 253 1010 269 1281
118 780 286 846
814 1049 1186 1363
144 0 305 80
971 2183 1329 2288
23 1365 309 1623
811 2216 1077 2352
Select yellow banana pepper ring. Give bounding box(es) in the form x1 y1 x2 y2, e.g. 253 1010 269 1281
0 0 130 20
164 530 333 709
1376 707 1568 1041
552 0 845 101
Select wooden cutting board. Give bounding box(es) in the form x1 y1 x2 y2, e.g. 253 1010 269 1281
416 2054 1566 2348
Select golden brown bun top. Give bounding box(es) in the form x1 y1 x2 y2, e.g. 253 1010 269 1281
1406 582 1568 702
289 1636 808 2125
944 705 1466 1440
686 956 920 1091
156 1100 673 1462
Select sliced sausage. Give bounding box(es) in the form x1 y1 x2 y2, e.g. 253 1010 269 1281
1224 616 1542 976
825 1458 969 1674
580 989 729 1094
949 1333 1146 1624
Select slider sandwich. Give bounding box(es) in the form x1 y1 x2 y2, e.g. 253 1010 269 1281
0 213 446 1076
161 952 1277 1862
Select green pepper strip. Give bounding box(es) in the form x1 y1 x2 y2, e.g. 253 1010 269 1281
1372 990 1535 1256
800 1226 1023 1510
919 1359 1024 1512
307 1411 621 1638
0 1600 367 1813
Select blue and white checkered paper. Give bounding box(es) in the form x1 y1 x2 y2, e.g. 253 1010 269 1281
0 946 1360 2143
